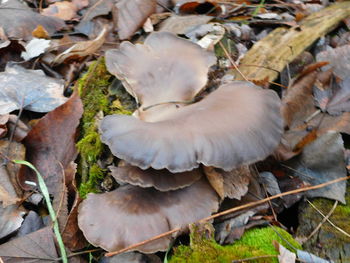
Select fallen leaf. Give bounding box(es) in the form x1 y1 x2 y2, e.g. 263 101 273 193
274 242 296 263
53 25 108 64
42 0 88 21
316 44 350 80
0 204 26 239
0 227 58 262
41 1 79 20
19 92 83 229
116 0 157 40
0 140 25 205
159 15 213 35
204 166 250 200
62 197 87 251
0 65 67 115
0 0 65 40
285 132 347 203
297 250 333 263
21 38 51 61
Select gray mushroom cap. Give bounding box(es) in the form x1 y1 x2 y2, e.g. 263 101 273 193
105 31 216 108
78 178 219 253
100 81 283 173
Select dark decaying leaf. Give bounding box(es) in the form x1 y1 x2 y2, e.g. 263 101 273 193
316 44 350 80
78 178 219 253
105 31 216 110
0 0 65 40
285 132 347 203
0 204 25 239
100 81 283 173
0 65 67 115
19 92 83 229
0 227 58 262
110 164 202 191
116 0 157 40
323 77 350 115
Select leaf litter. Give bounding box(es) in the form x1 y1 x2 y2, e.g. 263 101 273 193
0 0 350 262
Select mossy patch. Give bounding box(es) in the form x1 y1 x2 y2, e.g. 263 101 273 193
170 225 301 263
76 58 136 198
297 185 350 261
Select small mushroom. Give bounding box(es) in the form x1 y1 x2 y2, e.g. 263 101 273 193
78 178 219 253
105 31 216 108
100 81 283 173
110 164 202 191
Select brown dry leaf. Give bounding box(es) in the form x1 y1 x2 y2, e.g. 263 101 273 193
19 92 83 228
78 178 219 253
100 81 282 173
41 1 79 21
0 227 58 262
0 140 24 206
281 71 317 129
110 163 202 191
0 114 9 138
62 197 87 251
204 166 251 200
42 0 88 21
203 166 225 199
0 0 65 40
53 26 108 64
116 0 157 40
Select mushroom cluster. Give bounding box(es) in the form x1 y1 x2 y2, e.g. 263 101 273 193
78 32 283 253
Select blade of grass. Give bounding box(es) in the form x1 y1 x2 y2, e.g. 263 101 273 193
13 160 68 263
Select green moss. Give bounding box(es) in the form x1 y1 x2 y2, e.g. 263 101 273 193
79 164 105 198
170 226 301 263
76 58 136 197
297 185 350 260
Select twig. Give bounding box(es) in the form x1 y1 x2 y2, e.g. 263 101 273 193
232 254 277 262
307 199 350 238
106 175 350 257
218 41 249 81
305 200 338 242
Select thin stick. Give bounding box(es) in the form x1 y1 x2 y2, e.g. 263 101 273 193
106 175 350 257
305 200 338 242
218 41 249 81
307 199 350 238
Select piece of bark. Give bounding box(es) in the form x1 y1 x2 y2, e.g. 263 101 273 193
233 1 350 82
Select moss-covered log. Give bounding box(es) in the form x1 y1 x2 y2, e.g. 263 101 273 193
233 1 350 81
